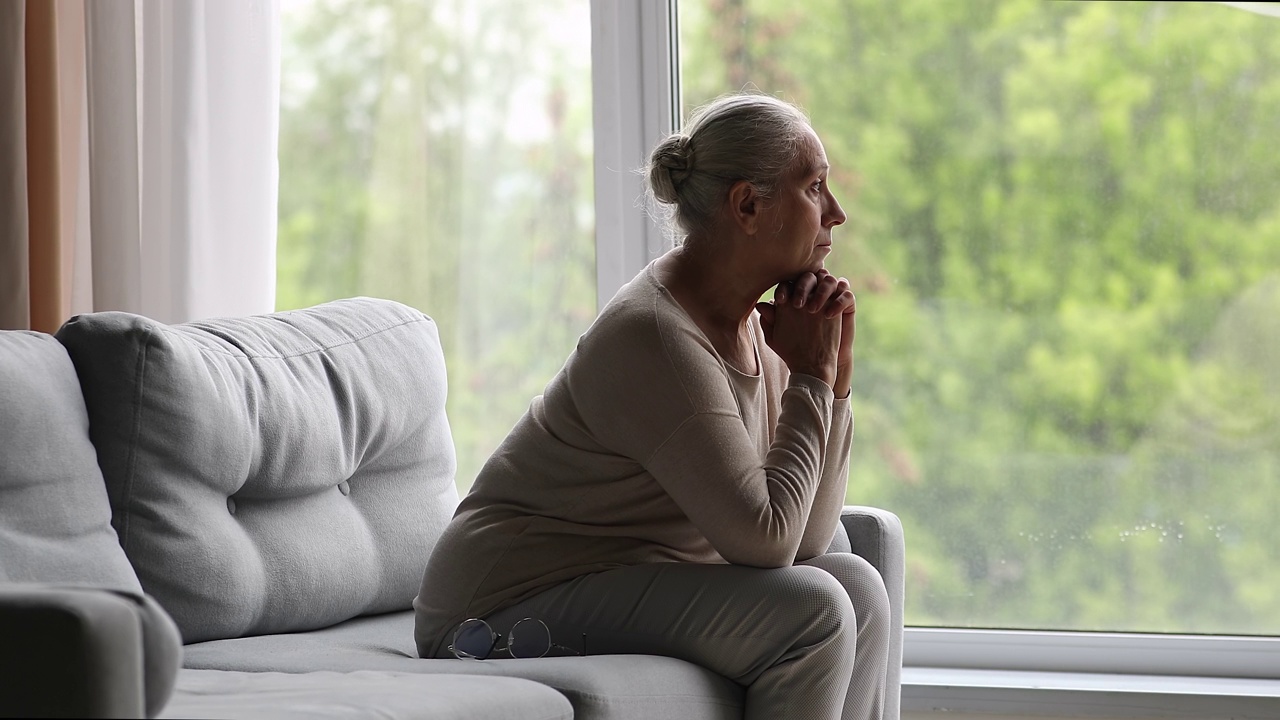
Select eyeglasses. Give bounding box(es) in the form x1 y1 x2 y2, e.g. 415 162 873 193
448 617 585 660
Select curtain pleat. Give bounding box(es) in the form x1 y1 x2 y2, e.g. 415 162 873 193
85 0 144 317
24 0 63 333
54 0 91 320
0 0 30 331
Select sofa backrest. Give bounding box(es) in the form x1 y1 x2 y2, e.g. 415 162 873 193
0 331 143 592
56 298 460 643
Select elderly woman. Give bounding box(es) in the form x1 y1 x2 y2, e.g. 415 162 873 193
415 92 890 719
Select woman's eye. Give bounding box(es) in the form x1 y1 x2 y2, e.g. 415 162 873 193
812 180 824 192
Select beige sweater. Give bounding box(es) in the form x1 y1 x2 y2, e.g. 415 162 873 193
414 262 854 656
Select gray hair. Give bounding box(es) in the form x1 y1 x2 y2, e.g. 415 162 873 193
646 93 812 241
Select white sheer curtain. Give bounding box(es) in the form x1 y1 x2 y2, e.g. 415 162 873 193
85 0 279 323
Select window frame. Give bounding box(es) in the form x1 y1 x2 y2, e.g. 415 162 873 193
589 0 679 313
906 628 1280 678
590 0 1280 688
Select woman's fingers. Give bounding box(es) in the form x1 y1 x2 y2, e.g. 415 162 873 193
775 281 790 306
805 273 840 313
791 272 818 307
784 271 854 317
823 279 855 318
790 271 853 318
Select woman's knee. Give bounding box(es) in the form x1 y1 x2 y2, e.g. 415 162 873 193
776 565 857 644
800 552 890 630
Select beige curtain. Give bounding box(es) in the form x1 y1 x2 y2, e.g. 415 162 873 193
1 0 279 333
1 0 87 334
0 0 32 331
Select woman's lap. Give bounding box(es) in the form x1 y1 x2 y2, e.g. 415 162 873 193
468 555 881 687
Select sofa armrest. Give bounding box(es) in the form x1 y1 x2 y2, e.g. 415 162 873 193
0 585 182 718
839 505 905 720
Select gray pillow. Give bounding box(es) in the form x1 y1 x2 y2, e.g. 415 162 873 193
56 298 460 643
0 331 142 592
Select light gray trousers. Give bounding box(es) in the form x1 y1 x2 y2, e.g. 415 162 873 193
466 552 891 720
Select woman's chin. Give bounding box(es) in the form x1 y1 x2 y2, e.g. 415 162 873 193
807 247 832 271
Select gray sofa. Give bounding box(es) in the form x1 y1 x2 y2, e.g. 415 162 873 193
0 297 905 719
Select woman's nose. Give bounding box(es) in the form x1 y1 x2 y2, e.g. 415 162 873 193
825 190 847 227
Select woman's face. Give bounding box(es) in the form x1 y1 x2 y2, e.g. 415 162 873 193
759 129 847 277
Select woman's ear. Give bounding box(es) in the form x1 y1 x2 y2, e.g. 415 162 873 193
726 180 760 235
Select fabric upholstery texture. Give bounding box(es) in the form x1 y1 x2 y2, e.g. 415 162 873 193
0 330 141 592
163 670 574 720
842 505 906 720
55 298 460 643
182 611 744 720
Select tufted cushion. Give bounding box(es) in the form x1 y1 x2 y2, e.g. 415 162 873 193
56 298 459 643
0 331 142 592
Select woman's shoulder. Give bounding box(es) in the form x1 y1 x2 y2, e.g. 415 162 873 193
582 263 707 360
565 264 732 412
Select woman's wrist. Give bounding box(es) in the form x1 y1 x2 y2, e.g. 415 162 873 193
834 361 853 398
788 360 836 388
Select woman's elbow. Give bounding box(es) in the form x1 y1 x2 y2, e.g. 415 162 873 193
718 542 797 569
792 540 827 563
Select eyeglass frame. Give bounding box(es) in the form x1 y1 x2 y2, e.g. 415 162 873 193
448 617 586 660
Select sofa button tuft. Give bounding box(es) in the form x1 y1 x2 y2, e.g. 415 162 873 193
338 481 351 496
227 497 237 515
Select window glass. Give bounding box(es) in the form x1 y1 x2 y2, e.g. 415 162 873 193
278 0 596 490
682 0 1280 634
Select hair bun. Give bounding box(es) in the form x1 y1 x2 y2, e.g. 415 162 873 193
663 135 693 172
648 134 694 204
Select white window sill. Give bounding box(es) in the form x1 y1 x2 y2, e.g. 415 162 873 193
903 668 1280 718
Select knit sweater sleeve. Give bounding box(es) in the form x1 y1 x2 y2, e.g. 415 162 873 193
643 374 837 567
567 282 838 568
795 399 853 560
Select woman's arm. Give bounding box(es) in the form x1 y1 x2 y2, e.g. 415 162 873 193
766 271 858 560
642 374 837 568
795 400 853 560
570 288 840 568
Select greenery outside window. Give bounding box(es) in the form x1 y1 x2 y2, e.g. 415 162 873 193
681 0 1280 637
276 0 596 489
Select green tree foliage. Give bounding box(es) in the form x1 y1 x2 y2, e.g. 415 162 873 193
279 0 1280 636
683 0 1280 633
277 0 597 490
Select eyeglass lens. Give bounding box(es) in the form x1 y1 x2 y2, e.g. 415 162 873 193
508 618 552 658
452 618 497 659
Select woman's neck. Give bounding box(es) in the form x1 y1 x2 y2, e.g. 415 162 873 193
656 240 772 334
654 239 774 375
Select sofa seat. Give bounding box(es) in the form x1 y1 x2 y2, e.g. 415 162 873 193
182 610 744 720
163 669 573 720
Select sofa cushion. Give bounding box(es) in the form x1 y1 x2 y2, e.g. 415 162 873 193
182 611 743 720
163 670 574 720
56 298 459 642
0 331 141 592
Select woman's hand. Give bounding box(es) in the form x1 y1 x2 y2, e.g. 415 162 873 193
792 270 857 396
756 270 856 394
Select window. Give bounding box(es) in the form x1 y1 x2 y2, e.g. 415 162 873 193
278 0 1280 683
681 0 1280 638
277 0 596 490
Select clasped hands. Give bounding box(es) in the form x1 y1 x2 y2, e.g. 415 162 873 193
755 270 856 395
